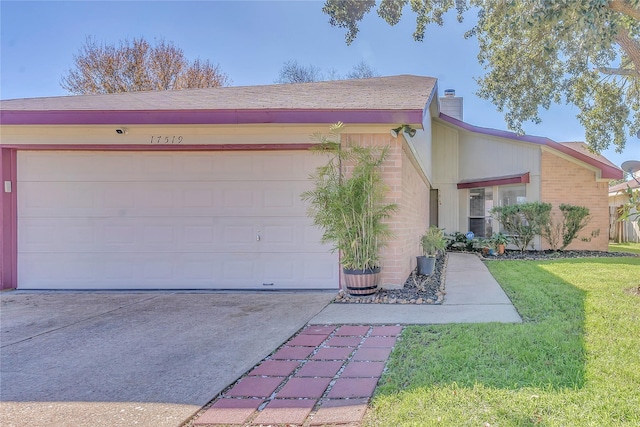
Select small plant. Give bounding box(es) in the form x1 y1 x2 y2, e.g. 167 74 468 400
445 231 475 251
420 226 447 257
490 232 510 246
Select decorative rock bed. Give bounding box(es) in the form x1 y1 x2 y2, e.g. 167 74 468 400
479 249 639 261
332 253 447 305
331 249 638 305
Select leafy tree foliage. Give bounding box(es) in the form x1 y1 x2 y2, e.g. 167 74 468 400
322 0 640 153
61 37 230 94
275 59 379 83
620 185 640 224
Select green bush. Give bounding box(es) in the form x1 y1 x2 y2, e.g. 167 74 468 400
490 202 552 252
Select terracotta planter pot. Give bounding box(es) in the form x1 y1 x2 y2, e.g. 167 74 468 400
343 267 380 296
498 244 505 255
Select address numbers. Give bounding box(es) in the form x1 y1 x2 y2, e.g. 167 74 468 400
150 136 183 144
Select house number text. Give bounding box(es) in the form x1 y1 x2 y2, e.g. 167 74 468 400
150 136 183 144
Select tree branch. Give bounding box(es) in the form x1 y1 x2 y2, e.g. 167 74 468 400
614 28 640 76
598 67 638 76
609 0 640 21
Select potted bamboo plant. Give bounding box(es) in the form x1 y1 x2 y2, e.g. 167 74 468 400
301 123 397 296
416 226 447 275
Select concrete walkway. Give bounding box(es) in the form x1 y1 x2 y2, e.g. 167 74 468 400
310 252 522 324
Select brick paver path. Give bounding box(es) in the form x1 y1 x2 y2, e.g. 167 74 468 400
192 324 402 426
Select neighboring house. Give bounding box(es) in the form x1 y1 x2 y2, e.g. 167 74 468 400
0 75 622 291
609 176 640 243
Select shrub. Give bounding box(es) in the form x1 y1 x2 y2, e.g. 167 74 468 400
541 204 592 250
490 202 552 252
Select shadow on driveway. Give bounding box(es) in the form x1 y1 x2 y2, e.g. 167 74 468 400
0 291 334 427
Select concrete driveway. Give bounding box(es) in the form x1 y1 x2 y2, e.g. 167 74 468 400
0 291 334 427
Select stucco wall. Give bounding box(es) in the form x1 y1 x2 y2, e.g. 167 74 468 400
344 133 430 288
541 150 609 250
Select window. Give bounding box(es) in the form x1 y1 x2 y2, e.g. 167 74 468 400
499 185 526 207
469 187 493 237
468 184 526 237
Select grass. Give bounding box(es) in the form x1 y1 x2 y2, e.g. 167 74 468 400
366 257 640 426
609 242 640 254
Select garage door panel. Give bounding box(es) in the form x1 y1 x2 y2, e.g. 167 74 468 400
17 151 338 290
18 252 338 290
20 181 312 218
20 216 331 254
18 152 325 182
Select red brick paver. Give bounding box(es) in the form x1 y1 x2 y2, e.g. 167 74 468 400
312 346 354 360
271 346 314 360
334 325 370 336
276 377 332 398
192 324 404 426
248 360 300 377
194 398 262 426
325 335 363 347
327 377 379 398
287 333 328 347
225 376 284 398
252 399 316 425
311 398 369 426
361 336 398 347
295 360 343 378
352 346 393 361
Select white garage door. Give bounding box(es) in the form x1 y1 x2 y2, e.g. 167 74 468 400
17 151 338 290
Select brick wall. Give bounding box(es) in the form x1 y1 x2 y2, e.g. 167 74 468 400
344 133 430 287
540 150 609 250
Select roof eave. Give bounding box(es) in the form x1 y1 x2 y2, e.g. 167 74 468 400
0 108 425 126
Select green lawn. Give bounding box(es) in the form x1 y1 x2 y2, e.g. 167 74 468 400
367 257 640 426
609 242 640 254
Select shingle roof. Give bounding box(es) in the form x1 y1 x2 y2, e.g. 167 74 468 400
0 75 437 111
559 142 618 169
609 179 640 194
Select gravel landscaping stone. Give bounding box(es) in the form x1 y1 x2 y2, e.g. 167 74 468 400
332 249 638 305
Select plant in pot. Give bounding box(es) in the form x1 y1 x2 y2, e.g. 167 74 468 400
490 232 510 255
416 226 446 275
301 122 398 297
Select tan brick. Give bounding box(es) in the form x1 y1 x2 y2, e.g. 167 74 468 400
540 151 609 250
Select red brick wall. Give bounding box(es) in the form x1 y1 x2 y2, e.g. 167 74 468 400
540 150 609 251
343 133 430 287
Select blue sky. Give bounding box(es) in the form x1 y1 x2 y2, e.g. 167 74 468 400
1 0 637 167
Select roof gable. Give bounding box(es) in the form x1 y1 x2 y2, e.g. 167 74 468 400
438 113 623 180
